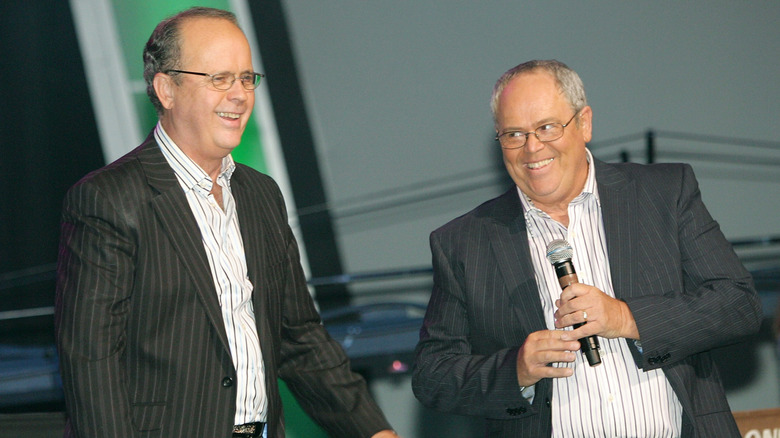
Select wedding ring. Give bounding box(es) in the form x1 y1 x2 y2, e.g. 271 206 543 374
583 311 588 321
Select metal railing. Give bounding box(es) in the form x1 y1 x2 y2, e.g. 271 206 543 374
3 130 779 321
2 234 778 322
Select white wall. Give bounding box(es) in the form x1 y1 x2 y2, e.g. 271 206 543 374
281 1 780 436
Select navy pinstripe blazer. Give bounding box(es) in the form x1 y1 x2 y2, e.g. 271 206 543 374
55 133 390 438
412 159 761 437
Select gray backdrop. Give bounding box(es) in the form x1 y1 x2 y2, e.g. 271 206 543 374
281 1 779 436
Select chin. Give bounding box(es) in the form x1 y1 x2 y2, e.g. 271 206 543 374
218 136 244 149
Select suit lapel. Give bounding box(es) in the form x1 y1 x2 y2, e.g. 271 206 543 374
479 161 640 335
595 159 648 365
230 169 270 330
231 169 279 378
595 159 637 300
486 188 548 333
137 137 231 350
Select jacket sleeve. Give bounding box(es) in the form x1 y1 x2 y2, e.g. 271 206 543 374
55 180 135 437
623 164 762 370
411 229 534 419
266 185 392 438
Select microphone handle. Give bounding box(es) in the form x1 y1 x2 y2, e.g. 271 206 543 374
554 262 602 366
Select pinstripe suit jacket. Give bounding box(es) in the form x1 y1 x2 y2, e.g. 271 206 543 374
412 159 761 437
55 133 390 438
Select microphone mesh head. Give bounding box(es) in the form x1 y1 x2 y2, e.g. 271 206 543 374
546 239 573 265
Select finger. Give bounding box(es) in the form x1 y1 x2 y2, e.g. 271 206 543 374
554 307 589 329
559 282 589 302
533 363 575 379
520 332 578 360
518 332 580 384
558 287 575 304
532 331 581 351
535 350 577 365
522 353 576 382
562 322 598 341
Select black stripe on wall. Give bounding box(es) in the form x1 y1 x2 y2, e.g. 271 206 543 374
246 1 350 310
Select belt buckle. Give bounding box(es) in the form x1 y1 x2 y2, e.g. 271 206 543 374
233 422 262 437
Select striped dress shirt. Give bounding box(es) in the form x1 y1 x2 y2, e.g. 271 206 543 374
520 149 683 438
155 123 267 426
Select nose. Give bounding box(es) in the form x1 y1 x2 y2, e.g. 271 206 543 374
225 78 249 102
524 132 545 152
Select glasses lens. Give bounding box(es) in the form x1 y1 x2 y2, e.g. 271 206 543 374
252 73 263 89
536 124 563 142
500 132 526 149
210 73 232 90
238 73 260 90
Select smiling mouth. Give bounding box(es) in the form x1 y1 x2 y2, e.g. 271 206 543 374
526 158 554 169
217 112 241 120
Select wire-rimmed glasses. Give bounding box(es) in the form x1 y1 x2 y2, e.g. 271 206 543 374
166 69 264 91
495 110 581 149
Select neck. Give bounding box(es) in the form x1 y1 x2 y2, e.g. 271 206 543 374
531 200 570 227
159 117 225 180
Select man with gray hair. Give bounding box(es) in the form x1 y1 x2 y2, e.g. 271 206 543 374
413 59 761 437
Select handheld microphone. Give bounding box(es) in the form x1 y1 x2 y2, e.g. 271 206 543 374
545 239 602 366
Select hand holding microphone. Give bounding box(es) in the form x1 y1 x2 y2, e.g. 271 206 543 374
545 239 602 367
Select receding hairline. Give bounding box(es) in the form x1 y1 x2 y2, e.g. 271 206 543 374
176 14 246 40
174 15 249 65
491 60 587 128
493 69 562 124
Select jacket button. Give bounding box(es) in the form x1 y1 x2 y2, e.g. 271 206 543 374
222 377 234 387
545 398 551 408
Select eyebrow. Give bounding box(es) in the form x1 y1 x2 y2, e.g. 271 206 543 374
502 116 560 133
211 69 255 74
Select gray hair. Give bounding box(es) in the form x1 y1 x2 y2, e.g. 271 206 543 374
490 59 587 127
143 7 240 114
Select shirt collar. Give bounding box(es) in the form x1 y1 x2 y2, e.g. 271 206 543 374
154 122 236 195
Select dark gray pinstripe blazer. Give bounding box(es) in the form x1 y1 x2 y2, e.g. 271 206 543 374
412 159 761 437
55 133 390 438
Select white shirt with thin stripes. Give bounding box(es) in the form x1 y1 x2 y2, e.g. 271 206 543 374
155 123 267 425
520 149 682 438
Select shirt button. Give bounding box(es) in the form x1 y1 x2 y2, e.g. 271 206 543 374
222 377 234 388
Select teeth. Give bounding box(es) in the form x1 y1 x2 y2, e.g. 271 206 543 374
526 158 554 169
217 112 240 119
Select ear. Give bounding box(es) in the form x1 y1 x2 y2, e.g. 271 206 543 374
578 105 593 143
153 72 176 110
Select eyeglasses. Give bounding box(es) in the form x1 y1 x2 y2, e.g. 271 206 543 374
495 110 580 149
166 69 265 91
